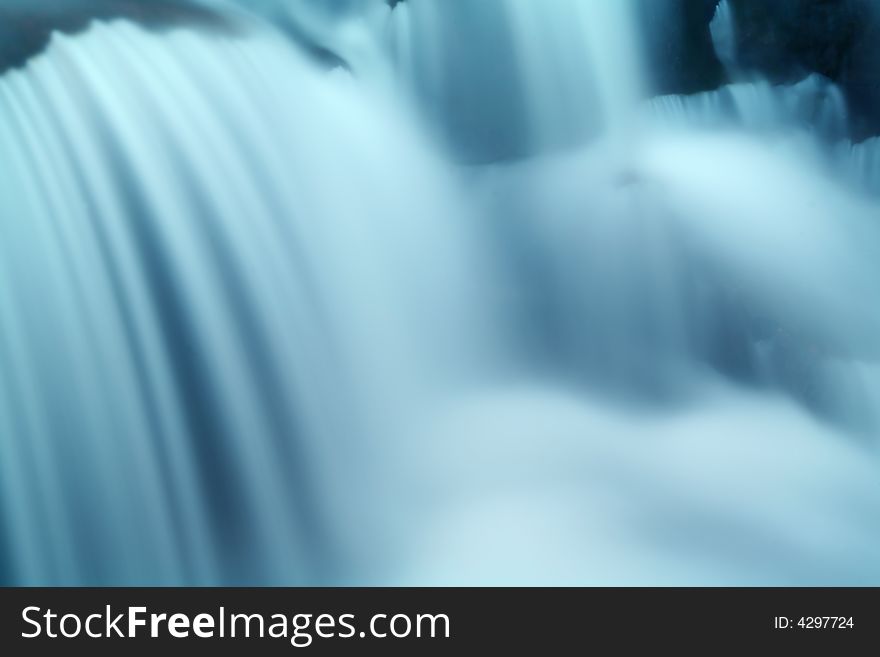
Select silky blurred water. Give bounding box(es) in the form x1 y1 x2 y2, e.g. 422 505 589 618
0 0 879 585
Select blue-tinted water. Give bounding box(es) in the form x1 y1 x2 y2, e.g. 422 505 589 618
0 0 879 585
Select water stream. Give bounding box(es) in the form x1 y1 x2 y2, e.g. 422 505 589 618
0 0 878 585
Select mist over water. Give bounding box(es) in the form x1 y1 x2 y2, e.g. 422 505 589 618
0 0 879 585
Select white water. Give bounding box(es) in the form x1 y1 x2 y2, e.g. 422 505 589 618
0 2 879 585
839 137 880 196
710 0 737 76
0 19 500 584
385 0 645 156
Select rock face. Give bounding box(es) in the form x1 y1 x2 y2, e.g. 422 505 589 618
569 0 879 138
640 0 726 96
644 0 880 139
725 0 880 138
731 0 863 81
0 0 232 74
835 4 880 139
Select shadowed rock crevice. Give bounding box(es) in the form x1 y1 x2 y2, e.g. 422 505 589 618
640 0 726 96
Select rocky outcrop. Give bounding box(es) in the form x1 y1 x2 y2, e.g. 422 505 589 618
724 0 880 138
639 0 880 138
640 0 726 96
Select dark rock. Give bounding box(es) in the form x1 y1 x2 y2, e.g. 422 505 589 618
729 0 864 81
636 0 879 138
727 0 880 138
840 7 880 138
640 0 727 96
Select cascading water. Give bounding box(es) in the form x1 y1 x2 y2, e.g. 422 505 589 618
0 16 501 584
384 0 645 158
1 0 880 585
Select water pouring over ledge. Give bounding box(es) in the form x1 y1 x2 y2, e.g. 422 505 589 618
0 0 878 585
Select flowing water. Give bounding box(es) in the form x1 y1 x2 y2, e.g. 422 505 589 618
0 0 879 585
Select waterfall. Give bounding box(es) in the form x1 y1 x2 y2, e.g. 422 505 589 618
710 0 737 75
1 1 880 586
839 137 880 197
385 0 645 159
0 18 499 584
